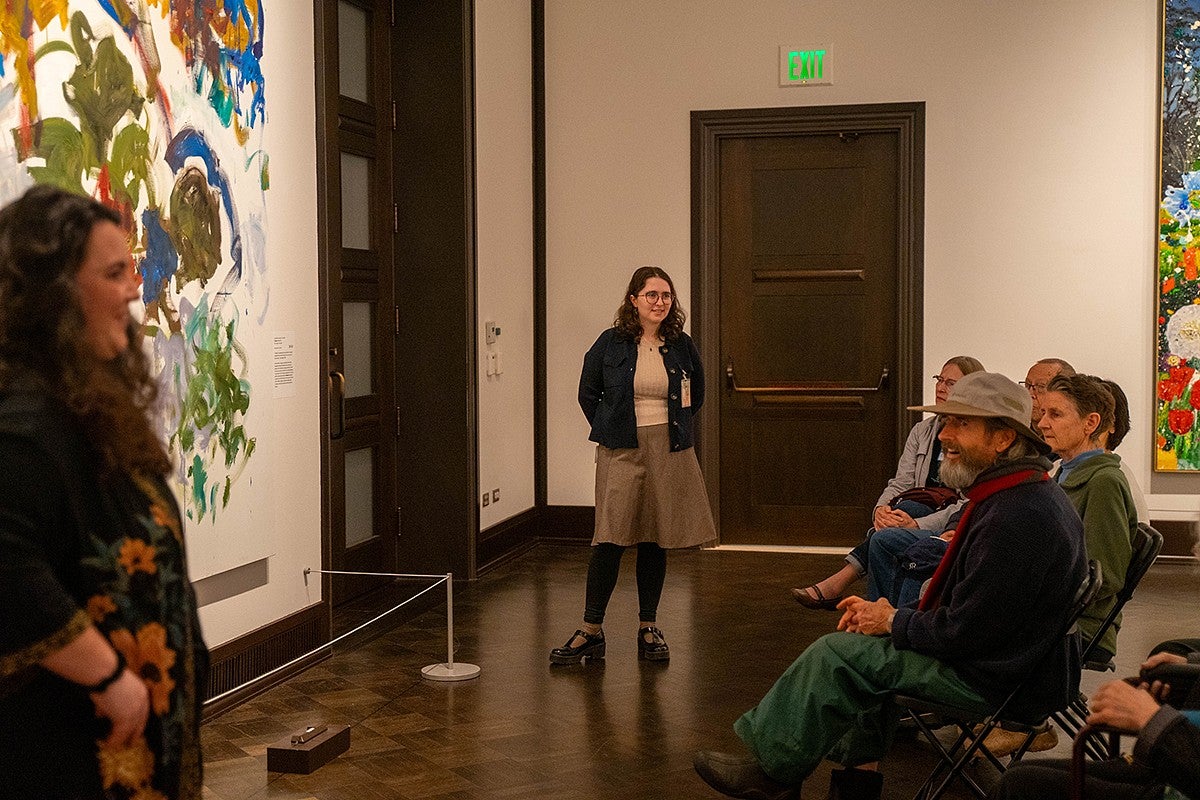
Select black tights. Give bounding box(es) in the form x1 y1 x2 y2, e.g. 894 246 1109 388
583 542 667 625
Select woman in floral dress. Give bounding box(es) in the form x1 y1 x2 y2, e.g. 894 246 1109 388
0 186 207 799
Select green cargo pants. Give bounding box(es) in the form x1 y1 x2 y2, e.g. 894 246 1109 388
734 631 989 785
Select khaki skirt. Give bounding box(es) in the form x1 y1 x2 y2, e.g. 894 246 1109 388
593 423 717 548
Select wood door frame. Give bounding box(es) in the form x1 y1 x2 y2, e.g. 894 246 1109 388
690 103 925 538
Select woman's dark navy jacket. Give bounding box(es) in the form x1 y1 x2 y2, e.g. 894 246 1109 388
578 328 704 452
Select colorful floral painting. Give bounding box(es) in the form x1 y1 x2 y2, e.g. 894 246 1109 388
0 1 267 514
1157 0 1200 470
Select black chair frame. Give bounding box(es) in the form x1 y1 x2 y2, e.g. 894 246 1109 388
894 559 1103 800
1053 523 1164 761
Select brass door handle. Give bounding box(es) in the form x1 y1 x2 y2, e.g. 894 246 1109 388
329 370 346 439
725 361 889 394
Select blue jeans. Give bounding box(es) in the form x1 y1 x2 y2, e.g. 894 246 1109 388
868 528 947 607
845 499 934 575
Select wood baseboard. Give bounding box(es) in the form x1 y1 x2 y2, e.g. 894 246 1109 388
202 602 329 721
478 507 539 572
539 505 593 542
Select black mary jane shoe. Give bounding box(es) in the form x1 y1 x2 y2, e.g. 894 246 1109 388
549 629 605 665
637 626 670 661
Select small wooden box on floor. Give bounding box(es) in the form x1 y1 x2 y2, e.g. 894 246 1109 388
267 725 350 774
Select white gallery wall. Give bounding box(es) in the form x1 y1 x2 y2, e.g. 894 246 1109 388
543 0 1168 510
475 0 537 529
197 7 322 647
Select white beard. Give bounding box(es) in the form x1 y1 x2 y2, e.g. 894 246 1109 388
940 455 992 489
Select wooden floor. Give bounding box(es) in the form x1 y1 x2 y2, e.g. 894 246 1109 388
201 544 1200 800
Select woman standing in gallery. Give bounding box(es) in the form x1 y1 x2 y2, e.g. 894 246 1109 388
551 266 716 665
0 186 207 799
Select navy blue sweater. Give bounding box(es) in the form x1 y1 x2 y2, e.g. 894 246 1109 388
891 457 1087 718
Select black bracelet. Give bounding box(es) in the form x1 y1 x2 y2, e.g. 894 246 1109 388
86 651 126 694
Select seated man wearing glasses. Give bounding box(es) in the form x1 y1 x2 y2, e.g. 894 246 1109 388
694 373 1087 800
1022 357 1076 425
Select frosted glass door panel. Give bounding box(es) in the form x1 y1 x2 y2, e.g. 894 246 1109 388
341 152 371 250
344 447 375 547
338 2 370 103
343 301 374 398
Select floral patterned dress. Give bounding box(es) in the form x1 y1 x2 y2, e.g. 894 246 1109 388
0 394 207 799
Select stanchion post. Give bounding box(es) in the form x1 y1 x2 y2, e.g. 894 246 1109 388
421 572 480 682
446 573 454 668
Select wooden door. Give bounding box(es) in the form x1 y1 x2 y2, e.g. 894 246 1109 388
692 105 923 548
319 0 399 604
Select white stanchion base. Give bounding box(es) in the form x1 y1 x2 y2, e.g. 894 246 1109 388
421 662 481 681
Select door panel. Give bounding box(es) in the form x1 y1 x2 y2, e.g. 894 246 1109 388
719 131 900 546
342 300 375 398
322 0 397 604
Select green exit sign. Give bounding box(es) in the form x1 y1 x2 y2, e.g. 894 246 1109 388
779 46 831 86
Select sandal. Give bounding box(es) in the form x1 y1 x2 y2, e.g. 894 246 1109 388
791 585 842 611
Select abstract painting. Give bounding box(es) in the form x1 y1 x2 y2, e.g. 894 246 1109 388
0 1 268 511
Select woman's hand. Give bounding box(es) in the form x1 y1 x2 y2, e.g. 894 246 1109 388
875 507 918 529
1087 679 1161 732
92 669 150 748
873 506 894 529
39 624 151 747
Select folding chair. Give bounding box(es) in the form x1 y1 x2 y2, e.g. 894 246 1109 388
1053 523 1164 760
893 559 1102 800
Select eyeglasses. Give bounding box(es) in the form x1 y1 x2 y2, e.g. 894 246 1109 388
932 375 957 388
1019 381 1049 395
637 291 673 304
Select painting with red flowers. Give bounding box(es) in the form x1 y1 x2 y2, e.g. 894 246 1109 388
1157 0 1200 469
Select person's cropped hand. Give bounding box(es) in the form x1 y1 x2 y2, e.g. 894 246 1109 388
1087 679 1160 732
837 596 895 635
92 670 150 748
1142 651 1188 672
938 529 955 542
872 506 893 529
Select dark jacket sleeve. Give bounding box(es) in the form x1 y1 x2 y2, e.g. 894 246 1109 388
578 331 608 425
0 433 89 679
1134 708 1200 799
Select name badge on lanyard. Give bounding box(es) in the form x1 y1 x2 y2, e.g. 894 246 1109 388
680 374 692 408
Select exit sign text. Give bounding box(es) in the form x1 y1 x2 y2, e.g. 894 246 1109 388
779 46 831 86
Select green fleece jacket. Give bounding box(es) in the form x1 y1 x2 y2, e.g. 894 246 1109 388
1059 452 1138 658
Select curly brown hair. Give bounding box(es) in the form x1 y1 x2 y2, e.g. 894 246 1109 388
613 266 686 341
0 185 170 476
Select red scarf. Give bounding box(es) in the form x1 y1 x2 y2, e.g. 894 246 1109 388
917 468 1048 611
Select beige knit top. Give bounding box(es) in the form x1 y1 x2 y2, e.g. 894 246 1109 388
633 337 669 427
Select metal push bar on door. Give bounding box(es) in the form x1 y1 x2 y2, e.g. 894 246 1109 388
724 362 890 394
